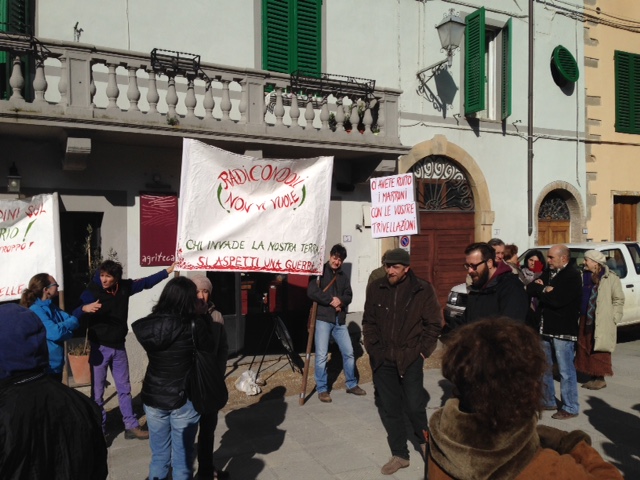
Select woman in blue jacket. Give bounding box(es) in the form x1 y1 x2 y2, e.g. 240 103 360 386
20 273 79 381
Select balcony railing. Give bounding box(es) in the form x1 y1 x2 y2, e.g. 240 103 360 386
0 34 402 146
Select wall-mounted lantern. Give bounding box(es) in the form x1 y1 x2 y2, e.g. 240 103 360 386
436 9 466 67
7 162 21 193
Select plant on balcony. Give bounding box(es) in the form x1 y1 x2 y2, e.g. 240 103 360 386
328 100 379 133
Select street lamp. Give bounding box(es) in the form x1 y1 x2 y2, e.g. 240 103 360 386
7 162 21 194
436 9 466 67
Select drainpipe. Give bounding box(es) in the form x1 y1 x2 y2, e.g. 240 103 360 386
527 0 534 237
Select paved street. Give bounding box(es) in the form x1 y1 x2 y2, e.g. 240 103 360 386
106 328 640 480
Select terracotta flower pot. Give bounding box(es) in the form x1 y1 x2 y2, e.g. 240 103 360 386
68 353 91 385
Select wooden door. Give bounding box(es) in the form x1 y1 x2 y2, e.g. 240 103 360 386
538 220 570 245
614 196 639 241
411 212 475 308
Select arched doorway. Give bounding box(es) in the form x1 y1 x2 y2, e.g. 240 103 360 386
538 192 570 244
410 156 475 307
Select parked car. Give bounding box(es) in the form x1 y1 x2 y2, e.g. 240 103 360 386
444 242 640 328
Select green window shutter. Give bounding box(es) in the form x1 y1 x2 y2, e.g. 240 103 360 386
501 18 512 120
262 0 292 74
293 0 321 77
1 0 9 65
465 8 486 116
615 50 640 134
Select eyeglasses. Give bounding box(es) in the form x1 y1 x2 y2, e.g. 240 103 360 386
46 283 59 289
463 260 486 271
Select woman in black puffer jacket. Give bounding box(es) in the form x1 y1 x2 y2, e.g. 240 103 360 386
132 276 210 480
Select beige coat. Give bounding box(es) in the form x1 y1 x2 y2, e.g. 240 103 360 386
592 266 624 353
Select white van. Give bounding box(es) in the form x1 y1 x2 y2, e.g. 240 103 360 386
444 242 640 328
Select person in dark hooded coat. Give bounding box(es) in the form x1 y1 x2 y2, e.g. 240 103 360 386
0 303 107 480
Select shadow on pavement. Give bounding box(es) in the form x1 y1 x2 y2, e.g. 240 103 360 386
215 386 287 479
584 396 640 478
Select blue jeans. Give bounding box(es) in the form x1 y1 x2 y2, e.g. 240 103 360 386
314 318 357 392
541 337 579 415
144 399 200 480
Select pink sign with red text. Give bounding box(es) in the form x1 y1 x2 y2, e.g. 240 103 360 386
176 139 333 275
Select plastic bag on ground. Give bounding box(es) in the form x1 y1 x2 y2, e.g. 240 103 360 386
234 369 262 396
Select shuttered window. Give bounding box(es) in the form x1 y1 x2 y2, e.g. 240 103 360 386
464 8 486 116
615 50 640 135
262 0 321 76
500 18 512 120
1 0 32 99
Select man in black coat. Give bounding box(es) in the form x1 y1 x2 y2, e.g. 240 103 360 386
461 242 529 325
527 244 582 420
0 304 107 480
363 248 442 475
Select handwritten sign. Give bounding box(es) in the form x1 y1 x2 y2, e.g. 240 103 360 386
176 139 333 274
140 194 178 266
0 194 63 302
369 173 418 238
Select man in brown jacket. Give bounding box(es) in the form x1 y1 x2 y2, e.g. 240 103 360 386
362 248 442 475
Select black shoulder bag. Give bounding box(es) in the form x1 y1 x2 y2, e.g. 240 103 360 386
186 319 228 414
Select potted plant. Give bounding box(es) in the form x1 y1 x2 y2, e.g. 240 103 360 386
67 330 91 385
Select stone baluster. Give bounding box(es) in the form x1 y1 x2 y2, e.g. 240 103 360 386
146 70 159 115
185 78 197 118
304 96 315 129
335 98 345 131
238 79 247 124
90 65 97 107
203 80 216 121
33 60 48 104
363 101 374 133
106 64 120 112
350 100 360 133
126 66 141 112
377 98 385 134
220 80 232 121
166 77 178 120
320 98 330 130
9 56 24 101
58 57 68 107
274 87 285 126
289 92 300 129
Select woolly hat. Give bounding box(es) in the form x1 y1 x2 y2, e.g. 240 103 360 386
0 303 49 380
384 248 411 266
584 250 607 267
192 275 213 293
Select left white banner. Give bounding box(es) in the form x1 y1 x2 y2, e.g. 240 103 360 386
176 139 333 275
0 193 63 302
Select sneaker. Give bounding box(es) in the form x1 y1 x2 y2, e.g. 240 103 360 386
551 409 578 420
346 385 366 396
124 427 149 440
381 456 410 475
318 392 332 403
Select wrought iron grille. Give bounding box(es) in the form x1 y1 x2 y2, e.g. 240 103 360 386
411 156 474 211
538 195 570 220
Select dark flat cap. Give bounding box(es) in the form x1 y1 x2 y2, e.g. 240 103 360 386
384 248 410 266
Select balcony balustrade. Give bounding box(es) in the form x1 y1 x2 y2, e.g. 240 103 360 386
0 34 402 149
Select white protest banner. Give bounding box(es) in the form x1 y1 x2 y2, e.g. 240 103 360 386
0 193 63 302
176 139 333 275
370 173 418 238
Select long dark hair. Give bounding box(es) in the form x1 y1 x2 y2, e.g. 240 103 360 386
524 249 546 270
152 277 198 318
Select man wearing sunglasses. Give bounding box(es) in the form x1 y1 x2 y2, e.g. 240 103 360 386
461 242 529 326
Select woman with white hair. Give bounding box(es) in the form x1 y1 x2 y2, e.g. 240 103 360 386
576 250 624 390
192 275 228 479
